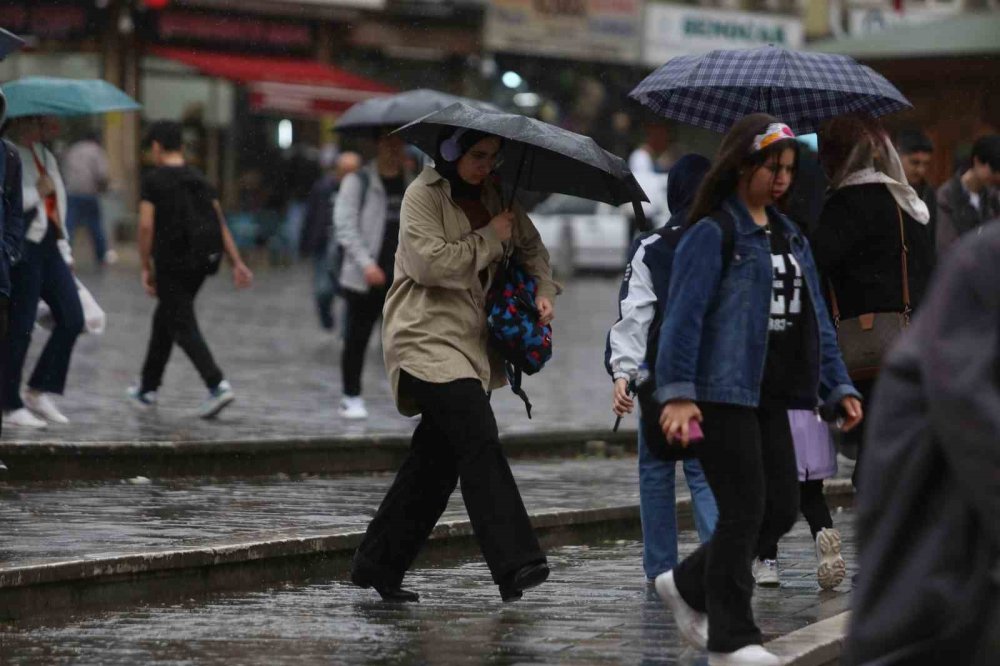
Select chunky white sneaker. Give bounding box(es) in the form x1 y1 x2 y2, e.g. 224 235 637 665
654 570 708 650
198 380 234 419
127 386 158 410
4 408 48 429
752 559 780 587
708 645 781 665
22 391 69 424
815 528 847 590
339 396 369 420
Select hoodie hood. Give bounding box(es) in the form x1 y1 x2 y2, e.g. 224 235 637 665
666 153 711 228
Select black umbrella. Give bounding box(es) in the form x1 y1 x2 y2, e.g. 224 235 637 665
335 89 501 132
395 103 648 215
0 28 24 61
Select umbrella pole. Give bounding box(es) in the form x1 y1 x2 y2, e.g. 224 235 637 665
505 143 528 210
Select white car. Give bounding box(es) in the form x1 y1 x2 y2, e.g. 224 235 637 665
530 193 668 276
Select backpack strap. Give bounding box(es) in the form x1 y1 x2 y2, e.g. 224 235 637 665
356 171 371 211
709 206 738 270
505 361 533 419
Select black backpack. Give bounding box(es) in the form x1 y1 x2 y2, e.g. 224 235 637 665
172 170 224 275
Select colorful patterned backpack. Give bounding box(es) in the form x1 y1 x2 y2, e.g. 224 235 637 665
486 257 553 418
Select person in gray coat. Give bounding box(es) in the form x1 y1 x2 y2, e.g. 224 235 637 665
845 222 1000 665
935 134 1000 256
333 129 412 420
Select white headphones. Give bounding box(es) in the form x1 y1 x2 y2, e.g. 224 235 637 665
440 128 468 162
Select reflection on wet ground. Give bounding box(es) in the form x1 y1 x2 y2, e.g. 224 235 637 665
0 511 856 665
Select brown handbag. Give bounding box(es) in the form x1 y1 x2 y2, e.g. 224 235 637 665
829 205 912 382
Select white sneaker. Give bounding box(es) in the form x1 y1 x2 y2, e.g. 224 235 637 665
752 559 780 587
127 386 158 410
815 528 847 590
339 396 368 420
103 249 119 265
4 408 48 429
708 645 781 665
654 570 708 650
198 380 235 419
22 391 69 424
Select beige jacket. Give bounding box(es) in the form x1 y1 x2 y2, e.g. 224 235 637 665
382 166 558 416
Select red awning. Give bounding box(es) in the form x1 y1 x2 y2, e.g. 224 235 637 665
151 46 395 115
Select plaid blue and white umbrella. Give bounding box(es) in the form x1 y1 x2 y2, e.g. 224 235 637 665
630 46 912 134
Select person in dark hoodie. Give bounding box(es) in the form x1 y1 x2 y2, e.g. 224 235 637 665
608 154 719 583
845 222 1000 666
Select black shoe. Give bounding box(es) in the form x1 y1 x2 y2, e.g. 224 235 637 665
374 585 420 602
499 562 549 602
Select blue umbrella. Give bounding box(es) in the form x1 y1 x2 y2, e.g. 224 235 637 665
1 76 141 118
0 28 25 61
630 46 911 134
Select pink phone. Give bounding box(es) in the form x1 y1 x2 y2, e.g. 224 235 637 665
669 419 704 444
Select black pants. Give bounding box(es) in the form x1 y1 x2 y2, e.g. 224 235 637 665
757 479 832 561
140 271 223 393
673 403 799 653
341 287 386 397
0 294 7 438
352 372 545 590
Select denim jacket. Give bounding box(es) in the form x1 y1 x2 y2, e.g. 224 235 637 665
654 196 860 410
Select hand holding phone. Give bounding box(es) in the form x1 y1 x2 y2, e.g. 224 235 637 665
668 418 704 445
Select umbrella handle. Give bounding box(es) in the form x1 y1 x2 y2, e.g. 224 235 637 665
505 143 528 211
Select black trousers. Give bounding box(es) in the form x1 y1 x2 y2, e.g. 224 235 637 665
757 479 833 561
673 402 799 653
140 271 223 394
352 372 545 590
0 294 7 438
341 287 386 397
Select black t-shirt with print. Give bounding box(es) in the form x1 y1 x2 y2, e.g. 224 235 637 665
760 219 819 408
377 175 405 278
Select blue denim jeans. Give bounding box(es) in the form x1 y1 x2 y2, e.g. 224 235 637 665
638 417 718 580
66 195 108 264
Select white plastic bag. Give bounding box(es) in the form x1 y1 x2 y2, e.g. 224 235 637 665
36 277 106 335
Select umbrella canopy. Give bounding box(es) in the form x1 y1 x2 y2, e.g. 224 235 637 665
335 89 500 132
0 28 25 61
630 45 911 134
1 77 141 118
395 103 647 208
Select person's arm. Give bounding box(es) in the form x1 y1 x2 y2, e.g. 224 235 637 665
213 200 252 289
138 201 156 296
397 185 505 290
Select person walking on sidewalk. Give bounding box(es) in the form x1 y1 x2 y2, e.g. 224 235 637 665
333 130 412 419
62 132 116 266
300 150 361 332
935 134 1000 256
0 105 26 444
128 121 253 419
350 128 557 603
1 116 83 429
652 114 862 666
608 154 718 582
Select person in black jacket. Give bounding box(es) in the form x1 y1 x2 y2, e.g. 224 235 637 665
812 116 935 485
845 222 1000 666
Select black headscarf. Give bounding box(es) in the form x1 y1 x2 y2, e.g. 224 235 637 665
432 127 499 201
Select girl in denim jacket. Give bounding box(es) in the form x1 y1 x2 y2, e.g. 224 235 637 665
651 114 863 666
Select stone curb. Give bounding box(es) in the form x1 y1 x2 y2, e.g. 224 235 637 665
0 428 638 481
766 611 851 666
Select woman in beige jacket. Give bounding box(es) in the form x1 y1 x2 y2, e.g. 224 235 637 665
351 128 558 603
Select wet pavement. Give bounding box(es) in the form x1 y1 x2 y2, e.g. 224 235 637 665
0 510 857 665
4 264 624 444
0 458 641 570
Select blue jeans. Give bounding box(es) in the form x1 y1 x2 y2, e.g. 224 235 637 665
66 195 108 264
638 419 718 580
3 227 84 411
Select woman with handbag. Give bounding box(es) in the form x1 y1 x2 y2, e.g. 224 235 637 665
350 128 557 603
652 114 862 665
812 116 935 485
1 116 84 429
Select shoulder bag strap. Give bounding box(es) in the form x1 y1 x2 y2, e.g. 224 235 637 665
897 204 912 323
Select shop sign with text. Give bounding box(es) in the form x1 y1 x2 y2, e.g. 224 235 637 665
643 5 803 66
485 0 643 64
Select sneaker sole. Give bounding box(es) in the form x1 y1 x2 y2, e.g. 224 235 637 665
816 530 846 590
754 576 780 588
199 393 235 420
655 574 708 650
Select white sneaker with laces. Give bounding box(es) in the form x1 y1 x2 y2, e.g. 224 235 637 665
23 391 69 424
815 527 847 590
198 380 235 419
339 396 369 420
654 570 708 650
4 408 48 429
708 645 781 665
752 559 780 587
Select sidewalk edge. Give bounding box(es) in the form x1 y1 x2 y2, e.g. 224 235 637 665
766 610 851 666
